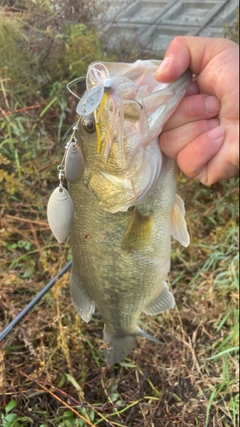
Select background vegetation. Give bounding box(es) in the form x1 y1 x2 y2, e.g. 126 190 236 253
0 1 239 426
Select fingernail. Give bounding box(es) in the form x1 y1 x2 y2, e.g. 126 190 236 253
207 126 224 142
155 57 172 77
208 118 220 130
204 96 221 114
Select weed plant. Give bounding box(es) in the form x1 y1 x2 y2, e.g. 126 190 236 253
0 2 239 426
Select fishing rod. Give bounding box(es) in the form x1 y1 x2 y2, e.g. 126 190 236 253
0 260 72 341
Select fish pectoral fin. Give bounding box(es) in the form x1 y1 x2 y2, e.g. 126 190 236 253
103 326 137 364
70 268 95 323
171 193 190 247
143 282 175 315
121 208 153 253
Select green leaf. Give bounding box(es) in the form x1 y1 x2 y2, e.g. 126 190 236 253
207 346 239 360
40 96 58 117
62 410 74 418
65 373 82 392
5 400 17 414
57 374 66 388
17 240 32 250
88 409 95 422
23 265 35 278
78 419 85 427
5 413 18 422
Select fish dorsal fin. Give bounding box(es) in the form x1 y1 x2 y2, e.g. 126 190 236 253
143 282 175 315
121 208 153 253
171 194 190 247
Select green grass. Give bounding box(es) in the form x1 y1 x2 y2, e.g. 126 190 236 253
0 2 239 426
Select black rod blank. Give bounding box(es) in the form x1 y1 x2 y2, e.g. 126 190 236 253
0 260 72 341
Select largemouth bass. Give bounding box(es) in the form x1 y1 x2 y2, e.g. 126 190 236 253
61 60 191 364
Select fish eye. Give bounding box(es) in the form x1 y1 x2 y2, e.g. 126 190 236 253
81 116 96 134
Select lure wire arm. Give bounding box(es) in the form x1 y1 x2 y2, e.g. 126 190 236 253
66 76 86 100
0 260 72 341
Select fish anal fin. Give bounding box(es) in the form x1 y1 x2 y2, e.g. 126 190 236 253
70 268 95 323
143 282 175 315
171 193 190 247
121 209 153 253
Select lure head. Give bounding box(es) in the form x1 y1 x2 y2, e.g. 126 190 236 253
76 60 192 213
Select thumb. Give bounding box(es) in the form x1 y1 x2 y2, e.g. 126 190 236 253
155 36 233 82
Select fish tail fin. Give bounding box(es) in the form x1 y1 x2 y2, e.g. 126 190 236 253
103 325 161 364
103 326 137 364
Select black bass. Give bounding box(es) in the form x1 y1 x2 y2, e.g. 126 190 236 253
57 60 191 363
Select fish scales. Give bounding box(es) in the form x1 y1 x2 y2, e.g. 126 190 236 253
66 60 192 363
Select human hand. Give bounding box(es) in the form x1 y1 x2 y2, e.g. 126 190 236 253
155 36 239 184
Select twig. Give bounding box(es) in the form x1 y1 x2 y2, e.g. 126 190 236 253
0 104 40 117
4 214 48 227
